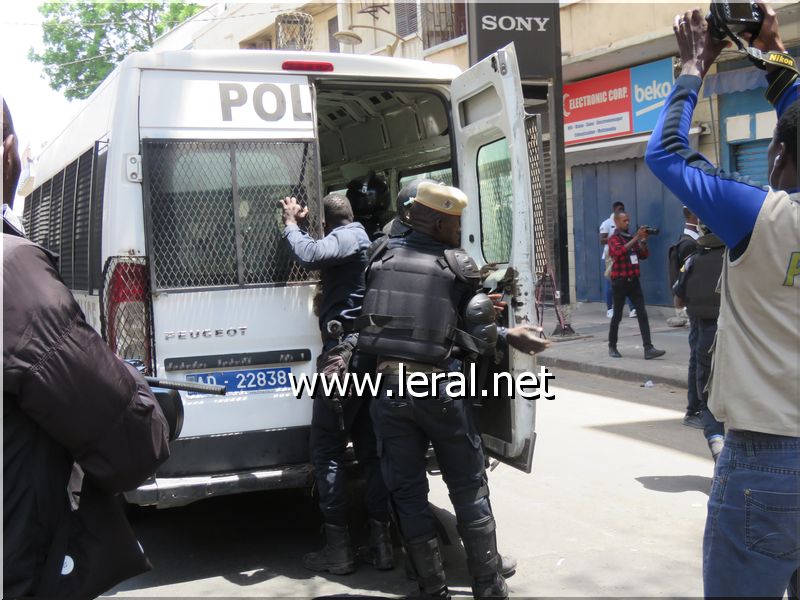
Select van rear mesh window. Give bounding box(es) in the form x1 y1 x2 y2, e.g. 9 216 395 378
143 140 320 290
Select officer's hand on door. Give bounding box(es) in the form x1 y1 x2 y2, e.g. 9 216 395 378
505 325 552 355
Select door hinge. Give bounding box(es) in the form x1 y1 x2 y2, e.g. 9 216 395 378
126 154 142 183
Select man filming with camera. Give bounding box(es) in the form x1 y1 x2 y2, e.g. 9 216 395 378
645 0 799 596
607 213 666 360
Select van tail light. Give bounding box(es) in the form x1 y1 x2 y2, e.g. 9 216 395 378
100 257 155 375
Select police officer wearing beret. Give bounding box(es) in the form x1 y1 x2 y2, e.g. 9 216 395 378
358 182 549 600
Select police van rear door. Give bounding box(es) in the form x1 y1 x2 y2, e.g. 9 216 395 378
450 43 539 473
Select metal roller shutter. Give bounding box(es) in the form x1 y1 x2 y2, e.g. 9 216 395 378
733 139 770 187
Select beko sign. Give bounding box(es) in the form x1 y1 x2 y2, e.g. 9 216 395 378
468 3 560 79
480 15 550 33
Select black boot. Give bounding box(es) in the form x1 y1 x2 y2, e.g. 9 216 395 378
357 518 395 570
498 554 517 578
458 518 508 600
405 534 449 599
303 523 355 575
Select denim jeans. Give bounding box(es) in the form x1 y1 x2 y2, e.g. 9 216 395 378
703 429 800 597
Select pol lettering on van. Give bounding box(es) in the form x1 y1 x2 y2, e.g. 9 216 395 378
139 71 314 138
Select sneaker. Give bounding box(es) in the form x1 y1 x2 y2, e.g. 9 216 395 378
606 308 614 318
629 308 637 318
608 346 622 358
682 411 704 429
643 346 665 360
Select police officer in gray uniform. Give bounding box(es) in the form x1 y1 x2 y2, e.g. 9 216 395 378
358 182 549 600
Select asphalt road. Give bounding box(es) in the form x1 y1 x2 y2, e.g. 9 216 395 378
109 369 713 598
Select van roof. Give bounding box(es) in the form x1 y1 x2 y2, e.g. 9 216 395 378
120 50 462 82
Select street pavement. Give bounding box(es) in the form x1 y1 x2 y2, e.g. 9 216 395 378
539 301 692 389
109 370 712 598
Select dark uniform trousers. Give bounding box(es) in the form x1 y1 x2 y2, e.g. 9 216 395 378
689 316 725 440
370 377 492 541
310 348 389 525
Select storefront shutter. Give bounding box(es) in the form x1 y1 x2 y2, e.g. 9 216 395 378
733 139 770 187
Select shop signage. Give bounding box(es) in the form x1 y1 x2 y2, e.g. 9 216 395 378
467 2 560 79
564 58 674 145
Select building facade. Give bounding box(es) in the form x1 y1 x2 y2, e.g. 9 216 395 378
155 1 800 307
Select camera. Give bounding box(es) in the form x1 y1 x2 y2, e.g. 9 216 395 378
707 0 763 41
640 226 660 235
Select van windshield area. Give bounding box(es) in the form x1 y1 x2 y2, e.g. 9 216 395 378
144 139 320 290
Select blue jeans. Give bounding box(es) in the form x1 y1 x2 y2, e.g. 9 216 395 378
703 429 800 597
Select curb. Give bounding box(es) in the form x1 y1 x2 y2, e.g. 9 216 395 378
537 355 687 389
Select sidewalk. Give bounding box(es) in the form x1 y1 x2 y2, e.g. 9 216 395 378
537 302 690 388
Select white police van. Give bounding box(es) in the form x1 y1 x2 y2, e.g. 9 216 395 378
22 45 542 507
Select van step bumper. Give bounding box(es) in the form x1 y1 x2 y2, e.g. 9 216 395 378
124 463 314 508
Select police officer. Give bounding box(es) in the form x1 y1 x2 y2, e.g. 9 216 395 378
672 222 725 461
281 193 392 575
358 182 549 600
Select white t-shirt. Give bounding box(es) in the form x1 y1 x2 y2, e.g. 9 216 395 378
599 213 616 260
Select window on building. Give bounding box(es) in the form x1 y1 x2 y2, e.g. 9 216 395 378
328 17 340 52
395 2 418 38
421 0 466 50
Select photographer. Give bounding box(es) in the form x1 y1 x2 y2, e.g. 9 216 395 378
606 212 666 360
645 1 798 596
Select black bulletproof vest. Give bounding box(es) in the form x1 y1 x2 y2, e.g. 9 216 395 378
358 245 459 364
685 241 724 320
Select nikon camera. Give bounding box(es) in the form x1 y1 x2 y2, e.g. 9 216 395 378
707 0 763 41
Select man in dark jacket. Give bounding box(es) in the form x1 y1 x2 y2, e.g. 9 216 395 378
281 193 392 575
673 223 726 461
607 211 666 360
3 99 171 598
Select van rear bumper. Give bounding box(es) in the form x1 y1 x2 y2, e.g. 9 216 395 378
124 463 314 508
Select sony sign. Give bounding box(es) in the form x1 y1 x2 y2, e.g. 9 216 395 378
468 3 560 79
481 15 550 33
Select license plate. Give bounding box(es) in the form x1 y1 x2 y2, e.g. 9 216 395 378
186 367 292 396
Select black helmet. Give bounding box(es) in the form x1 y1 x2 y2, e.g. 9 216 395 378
345 171 390 218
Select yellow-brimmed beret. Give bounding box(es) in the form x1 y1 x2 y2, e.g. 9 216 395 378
413 182 468 216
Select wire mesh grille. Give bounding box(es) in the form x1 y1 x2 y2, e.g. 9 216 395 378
144 140 320 290
477 139 513 264
276 11 314 51
100 256 154 375
526 117 547 277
